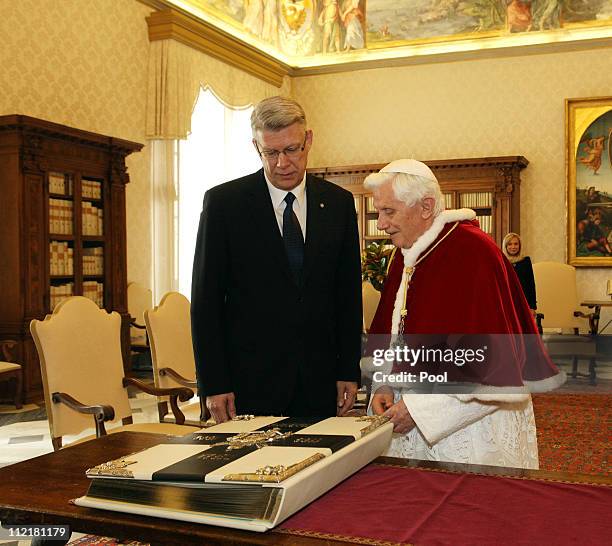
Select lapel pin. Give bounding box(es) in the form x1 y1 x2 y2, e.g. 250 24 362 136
320 203 325 208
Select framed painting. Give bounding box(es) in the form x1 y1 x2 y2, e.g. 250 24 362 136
566 96 612 266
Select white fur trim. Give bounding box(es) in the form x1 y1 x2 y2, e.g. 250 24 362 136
391 209 476 334
524 370 567 393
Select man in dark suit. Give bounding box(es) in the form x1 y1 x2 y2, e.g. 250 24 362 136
191 96 362 423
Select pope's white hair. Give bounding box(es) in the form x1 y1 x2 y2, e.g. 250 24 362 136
364 171 445 216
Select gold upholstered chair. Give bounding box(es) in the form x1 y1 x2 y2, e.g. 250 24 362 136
145 292 209 426
362 281 381 334
533 261 598 382
30 296 196 450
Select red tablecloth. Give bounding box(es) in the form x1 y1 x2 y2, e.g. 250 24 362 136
280 463 610 545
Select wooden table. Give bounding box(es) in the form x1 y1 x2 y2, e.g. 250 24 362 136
0 432 609 545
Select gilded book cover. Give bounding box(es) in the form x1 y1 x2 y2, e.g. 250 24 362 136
74 416 393 531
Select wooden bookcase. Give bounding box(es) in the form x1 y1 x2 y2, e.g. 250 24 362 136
0 115 143 403
308 156 528 250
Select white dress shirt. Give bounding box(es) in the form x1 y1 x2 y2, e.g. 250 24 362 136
264 174 307 239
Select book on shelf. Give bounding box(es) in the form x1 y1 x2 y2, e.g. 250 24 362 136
50 282 74 311
83 280 103 307
74 415 393 532
49 198 73 234
443 193 453 209
366 219 387 238
460 192 492 209
82 202 103 236
476 215 492 234
82 179 102 200
49 172 73 196
82 247 104 276
49 241 73 276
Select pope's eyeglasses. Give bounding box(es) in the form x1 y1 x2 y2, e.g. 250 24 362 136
255 133 307 162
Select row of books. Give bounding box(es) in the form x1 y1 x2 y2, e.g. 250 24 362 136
460 192 492 208
444 193 453 209
83 281 104 307
50 241 73 276
82 179 102 200
49 172 73 196
82 247 104 276
49 198 73 234
82 202 103 236
366 219 388 238
476 214 493 234
50 283 73 311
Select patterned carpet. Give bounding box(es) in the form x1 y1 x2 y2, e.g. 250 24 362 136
532 393 610 476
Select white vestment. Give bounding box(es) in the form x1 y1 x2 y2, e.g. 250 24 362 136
383 393 539 469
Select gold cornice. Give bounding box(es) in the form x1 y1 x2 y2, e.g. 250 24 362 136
145 8 291 88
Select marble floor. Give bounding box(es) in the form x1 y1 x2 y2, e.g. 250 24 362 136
0 391 188 545
0 391 166 470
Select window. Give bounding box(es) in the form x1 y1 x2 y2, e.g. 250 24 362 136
177 88 260 296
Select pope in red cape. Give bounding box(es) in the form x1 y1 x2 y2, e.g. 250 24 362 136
363 159 564 468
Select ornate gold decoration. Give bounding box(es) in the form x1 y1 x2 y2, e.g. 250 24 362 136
86 455 138 478
146 9 290 87
232 414 255 421
222 428 292 450
358 415 391 436
223 453 325 483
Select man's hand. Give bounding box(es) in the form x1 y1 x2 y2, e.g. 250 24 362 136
371 386 394 415
336 381 358 416
206 392 236 423
384 398 415 434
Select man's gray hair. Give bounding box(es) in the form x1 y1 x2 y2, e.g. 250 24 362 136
364 172 445 216
251 96 307 135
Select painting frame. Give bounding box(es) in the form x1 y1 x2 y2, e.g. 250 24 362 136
566 96 612 267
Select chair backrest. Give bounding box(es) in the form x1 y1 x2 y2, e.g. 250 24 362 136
145 292 196 390
30 296 132 441
127 282 153 343
532 261 582 333
362 281 381 333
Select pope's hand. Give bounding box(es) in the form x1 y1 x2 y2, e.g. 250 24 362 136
384 398 415 434
371 386 394 415
206 392 236 423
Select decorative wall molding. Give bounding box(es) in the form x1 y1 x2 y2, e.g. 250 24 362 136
146 8 290 88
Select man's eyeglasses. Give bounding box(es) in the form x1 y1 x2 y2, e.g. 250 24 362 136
255 133 307 162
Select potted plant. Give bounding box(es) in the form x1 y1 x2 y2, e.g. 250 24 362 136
361 240 392 292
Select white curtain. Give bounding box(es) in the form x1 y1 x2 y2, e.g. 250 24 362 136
177 88 260 297
149 139 179 305
146 39 289 303
149 88 260 302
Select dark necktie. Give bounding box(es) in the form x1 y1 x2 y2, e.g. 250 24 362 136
283 192 304 284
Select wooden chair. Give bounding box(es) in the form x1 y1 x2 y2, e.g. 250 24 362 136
533 261 599 383
0 341 23 409
127 282 153 368
30 296 197 450
145 292 209 426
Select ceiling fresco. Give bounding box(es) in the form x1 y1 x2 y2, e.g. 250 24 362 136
167 1 612 66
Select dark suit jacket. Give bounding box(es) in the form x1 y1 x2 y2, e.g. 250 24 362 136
191 169 362 416
513 256 537 310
